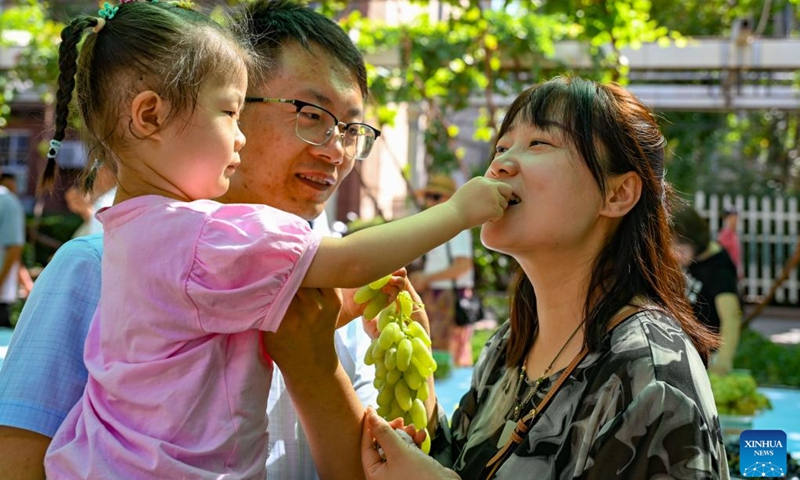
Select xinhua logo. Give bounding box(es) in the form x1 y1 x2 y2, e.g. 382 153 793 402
740 430 787 478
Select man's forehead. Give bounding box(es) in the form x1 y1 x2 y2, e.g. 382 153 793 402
249 43 364 113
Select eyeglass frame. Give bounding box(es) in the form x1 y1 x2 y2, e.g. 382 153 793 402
243 97 381 160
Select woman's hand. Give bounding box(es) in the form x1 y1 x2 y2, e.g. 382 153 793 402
339 269 408 328
361 409 460 480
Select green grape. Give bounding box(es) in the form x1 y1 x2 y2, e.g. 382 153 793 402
371 342 386 362
377 385 394 408
389 401 404 421
415 384 429 402
420 429 431 455
375 362 387 380
392 326 405 344
369 274 392 290
373 377 386 390
386 367 402 385
411 357 432 379
378 323 399 350
397 291 413 317
377 404 390 418
404 367 424 390
407 322 431 347
410 399 427 430
411 337 434 367
395 381 413 411
396 338 413 372
354 285 379 304
377 309 395 331
363 345 375 366
364 292 388 319
384 347 398 371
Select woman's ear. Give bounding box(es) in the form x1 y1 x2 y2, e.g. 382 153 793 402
129 91 168 140
600 171 642 218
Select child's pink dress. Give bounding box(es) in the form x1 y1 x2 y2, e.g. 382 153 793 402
45 195 322 479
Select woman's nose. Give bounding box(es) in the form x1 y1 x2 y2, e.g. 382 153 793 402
487 153 518 178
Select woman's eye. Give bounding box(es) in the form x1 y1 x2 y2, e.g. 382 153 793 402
530 140 550 147
224 111 237 118
494 145 508 155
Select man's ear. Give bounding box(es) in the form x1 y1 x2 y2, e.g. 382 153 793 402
129 90 168 140
600 171 642 218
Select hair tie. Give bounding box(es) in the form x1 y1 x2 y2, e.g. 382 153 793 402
47 139 62 160
92 17 106 33
98 2 119 20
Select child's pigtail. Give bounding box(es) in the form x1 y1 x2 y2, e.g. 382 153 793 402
39 16 102 194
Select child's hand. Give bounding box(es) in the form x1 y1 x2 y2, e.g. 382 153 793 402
340 269 408 329
447 177 512 228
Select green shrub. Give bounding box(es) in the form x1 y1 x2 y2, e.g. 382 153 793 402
432 350 452 379
28 214 82 266
734 328 800 387
471 326 499 364
709 371 772 415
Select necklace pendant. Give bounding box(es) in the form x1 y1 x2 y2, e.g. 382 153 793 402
498 420 518 448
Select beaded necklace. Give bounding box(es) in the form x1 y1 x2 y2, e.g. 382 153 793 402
509 319 584 422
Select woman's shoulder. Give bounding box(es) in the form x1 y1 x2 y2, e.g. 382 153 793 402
597 309 718 416
605 309 704 375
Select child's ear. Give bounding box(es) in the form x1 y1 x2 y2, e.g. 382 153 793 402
129 91 168 139
600 171 642 218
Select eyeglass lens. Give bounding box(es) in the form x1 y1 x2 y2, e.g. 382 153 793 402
295 104 376 160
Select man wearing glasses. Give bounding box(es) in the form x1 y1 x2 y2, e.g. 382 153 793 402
0 2 383 479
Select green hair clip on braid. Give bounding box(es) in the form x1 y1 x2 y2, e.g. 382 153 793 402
98 2 119 20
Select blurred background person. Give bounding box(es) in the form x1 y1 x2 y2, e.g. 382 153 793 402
672 204 741 375
0 173 33 300
0 171 26 327
410 173 478 367
718 207 743 281
76 162 117 237
63 187 94 238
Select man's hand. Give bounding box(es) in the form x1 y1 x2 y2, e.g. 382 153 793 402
262 289 366 480
263 288 342 373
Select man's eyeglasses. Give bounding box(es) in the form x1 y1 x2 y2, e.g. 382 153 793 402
244 97 381 160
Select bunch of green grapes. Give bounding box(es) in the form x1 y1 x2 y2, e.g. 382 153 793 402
355 276 437 454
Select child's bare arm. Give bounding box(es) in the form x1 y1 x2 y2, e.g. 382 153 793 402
302 177 511 289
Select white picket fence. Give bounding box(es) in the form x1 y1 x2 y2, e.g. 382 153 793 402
694 191 800 305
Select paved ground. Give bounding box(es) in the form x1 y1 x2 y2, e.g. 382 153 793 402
746 305 800 345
